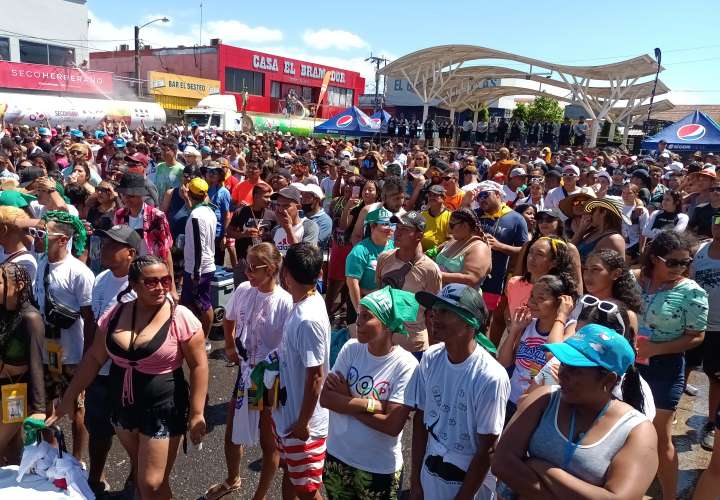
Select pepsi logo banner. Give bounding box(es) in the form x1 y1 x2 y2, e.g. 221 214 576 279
677 124 706 141
336 115 353 128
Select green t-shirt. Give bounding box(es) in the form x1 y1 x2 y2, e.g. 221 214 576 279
345 238 394 291
154 161 184 197
640 278 708 342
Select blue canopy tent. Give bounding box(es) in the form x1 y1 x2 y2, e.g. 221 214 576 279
642 110 720 152
313 106 381 136
370 109 392 133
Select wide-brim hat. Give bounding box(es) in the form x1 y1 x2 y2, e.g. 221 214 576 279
584 196 631 225
558 190 596 218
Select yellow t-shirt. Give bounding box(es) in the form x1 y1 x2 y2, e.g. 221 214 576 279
421 209 451 251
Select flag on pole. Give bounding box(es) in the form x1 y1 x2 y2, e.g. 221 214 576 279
317 70 333 110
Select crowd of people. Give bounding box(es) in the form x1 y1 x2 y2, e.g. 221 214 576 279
0 117 717 500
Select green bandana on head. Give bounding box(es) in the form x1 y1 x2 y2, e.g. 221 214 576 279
360 286 419 336
42 210 88 257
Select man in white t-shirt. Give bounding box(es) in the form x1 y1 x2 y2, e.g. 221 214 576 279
406 284 510 500
84 224 140 494
181 178 217 347
544 164 583 211
273 243 331 499
33 211 95 460
270 186 319 256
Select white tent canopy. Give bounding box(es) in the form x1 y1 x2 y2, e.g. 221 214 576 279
379 45 670 146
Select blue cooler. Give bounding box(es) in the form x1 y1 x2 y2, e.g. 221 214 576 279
210 268 235 312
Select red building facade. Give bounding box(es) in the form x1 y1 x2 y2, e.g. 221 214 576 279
90 44 364 119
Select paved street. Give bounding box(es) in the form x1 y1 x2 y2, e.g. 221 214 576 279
76 336 712 500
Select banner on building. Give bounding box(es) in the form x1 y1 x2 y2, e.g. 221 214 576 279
148 71 220 99
0 61 113 95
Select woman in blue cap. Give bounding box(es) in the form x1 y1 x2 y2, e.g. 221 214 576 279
493 324 658 499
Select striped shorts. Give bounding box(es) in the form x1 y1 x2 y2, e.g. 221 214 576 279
273 423 327 494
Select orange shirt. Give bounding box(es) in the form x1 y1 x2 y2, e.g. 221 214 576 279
488 159 517 180
444 191 465 211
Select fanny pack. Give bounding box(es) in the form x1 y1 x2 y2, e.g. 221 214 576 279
43 262 79 331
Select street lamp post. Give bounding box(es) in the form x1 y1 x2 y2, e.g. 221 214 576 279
134 17 169 96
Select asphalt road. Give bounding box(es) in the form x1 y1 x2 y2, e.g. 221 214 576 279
67 336 712 500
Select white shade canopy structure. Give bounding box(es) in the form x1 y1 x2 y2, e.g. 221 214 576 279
379 45 668 146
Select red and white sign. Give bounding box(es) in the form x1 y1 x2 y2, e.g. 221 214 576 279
0 61 113 95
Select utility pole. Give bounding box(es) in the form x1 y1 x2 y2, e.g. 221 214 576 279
134 25 140 96
365 53 389 111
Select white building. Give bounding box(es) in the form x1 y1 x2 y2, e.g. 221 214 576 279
0 0 89 66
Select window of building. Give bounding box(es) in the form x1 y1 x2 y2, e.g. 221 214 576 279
394 79 402 91
301 86 313 102
19 40 74 66
19 41 48 65
0 38 9 61
210 114 222 127
225 67 264 96
270 81 281 98
327 86 354 108
49 45 74 66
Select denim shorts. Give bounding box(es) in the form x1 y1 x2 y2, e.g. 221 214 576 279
638 353 685 412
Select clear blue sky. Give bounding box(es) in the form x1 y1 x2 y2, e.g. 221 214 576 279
87 0 720 104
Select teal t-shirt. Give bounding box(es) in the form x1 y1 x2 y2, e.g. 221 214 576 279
640 278 708 342
345 238 394 291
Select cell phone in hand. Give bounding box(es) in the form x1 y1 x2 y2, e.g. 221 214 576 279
351 186 361 198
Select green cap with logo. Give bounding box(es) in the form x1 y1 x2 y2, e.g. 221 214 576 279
365 207 393 225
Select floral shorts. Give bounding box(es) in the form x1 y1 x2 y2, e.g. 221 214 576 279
323 453 401 500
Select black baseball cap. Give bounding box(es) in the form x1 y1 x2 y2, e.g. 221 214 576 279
95 224 142 252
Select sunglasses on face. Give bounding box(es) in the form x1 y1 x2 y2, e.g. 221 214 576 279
656 255 693 268
141 275 173 289
477 191 491 200
97 187 112 194
530 177 544 184
442 176 455 182
562 173 577 178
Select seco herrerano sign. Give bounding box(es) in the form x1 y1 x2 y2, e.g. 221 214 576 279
0 61 114 95
251 54 346 84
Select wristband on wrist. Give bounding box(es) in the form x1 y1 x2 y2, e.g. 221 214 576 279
366 398 376 414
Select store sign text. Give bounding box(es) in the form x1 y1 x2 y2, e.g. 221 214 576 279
252 54 346 83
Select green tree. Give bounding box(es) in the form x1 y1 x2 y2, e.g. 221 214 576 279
511 103 528 122
527 96 564 123
477 106 489 122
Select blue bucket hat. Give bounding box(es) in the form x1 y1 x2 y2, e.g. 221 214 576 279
113 137 127 149
94 130 106 140
70 129 84 138
543 324 635 375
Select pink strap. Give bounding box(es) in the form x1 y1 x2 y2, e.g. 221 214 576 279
121 364 135 406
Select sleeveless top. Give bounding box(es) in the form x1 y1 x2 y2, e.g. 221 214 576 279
436 237 483 275
528 387 647 486
576 231 614 261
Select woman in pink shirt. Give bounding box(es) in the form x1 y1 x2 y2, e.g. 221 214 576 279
48 255 208 500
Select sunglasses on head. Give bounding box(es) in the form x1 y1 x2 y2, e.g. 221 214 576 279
246 263 268 273
656 255 693 268
530 177 543 184
580 294 626 335
141 275 173 289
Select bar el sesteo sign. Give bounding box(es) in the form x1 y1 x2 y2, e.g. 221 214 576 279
0 61 113 95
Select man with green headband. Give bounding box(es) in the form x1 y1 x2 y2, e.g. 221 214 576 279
33 210 94 459
404 283 510 500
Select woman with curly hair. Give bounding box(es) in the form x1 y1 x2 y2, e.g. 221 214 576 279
0 262 46 464
435 208 491 289
635 230 708 499
497 273 579 418
582 248 642 335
